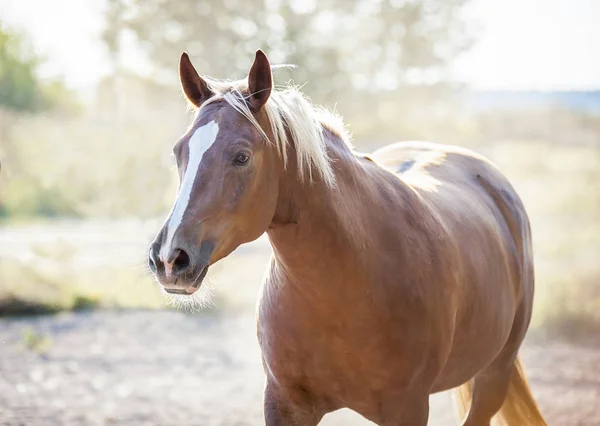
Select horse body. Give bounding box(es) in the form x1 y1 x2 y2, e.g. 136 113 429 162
258 136 535 424
149 50 545 425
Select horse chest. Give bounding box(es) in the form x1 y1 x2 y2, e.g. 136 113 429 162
257 279 422 403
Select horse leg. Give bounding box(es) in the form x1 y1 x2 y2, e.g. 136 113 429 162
264 382 326 426
460 298 537 426
460 359 515 426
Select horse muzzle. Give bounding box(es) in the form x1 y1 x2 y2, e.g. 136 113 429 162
148 238 214 295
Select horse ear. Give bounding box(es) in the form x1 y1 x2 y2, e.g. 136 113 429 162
179 52 213 108
248 50 273 111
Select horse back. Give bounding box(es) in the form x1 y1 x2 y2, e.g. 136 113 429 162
372 141 531 291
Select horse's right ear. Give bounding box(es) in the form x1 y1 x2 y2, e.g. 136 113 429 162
179 52 213 108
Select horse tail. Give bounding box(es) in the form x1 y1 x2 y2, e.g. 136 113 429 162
454 376 473 422
454 356 547 425
496 356 547 425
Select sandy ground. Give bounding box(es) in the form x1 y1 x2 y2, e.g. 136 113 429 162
1 310 599 426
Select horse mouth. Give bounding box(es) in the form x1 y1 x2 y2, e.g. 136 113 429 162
163 265 209 295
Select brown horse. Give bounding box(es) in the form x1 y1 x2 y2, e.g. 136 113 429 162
148 50 547 426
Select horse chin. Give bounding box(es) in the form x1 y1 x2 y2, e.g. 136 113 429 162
163 286 199 296
162 264 209 296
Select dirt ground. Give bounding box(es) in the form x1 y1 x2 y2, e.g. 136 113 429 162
1 310 599 426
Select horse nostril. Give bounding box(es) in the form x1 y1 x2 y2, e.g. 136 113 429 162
169 248 191 274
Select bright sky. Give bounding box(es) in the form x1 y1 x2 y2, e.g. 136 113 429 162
455 0 600 90
1 0 599 93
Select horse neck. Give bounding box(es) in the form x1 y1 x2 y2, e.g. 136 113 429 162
267 129 374 275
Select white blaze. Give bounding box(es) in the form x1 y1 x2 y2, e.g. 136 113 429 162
161 121 220 259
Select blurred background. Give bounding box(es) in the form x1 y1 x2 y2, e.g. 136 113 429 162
0 0 599 424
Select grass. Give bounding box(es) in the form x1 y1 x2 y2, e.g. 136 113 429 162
0 258 164 316
21 326 53 354
0 228 272 317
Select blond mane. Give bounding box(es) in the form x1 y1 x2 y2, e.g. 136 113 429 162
193 77 351 187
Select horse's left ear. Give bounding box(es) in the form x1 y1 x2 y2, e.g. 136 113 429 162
248 50 273 111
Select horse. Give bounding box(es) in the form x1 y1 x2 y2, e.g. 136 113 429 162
148 49 547 426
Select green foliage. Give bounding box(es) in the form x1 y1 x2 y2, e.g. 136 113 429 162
0 23 43 112
21 327 53 353
0 25 81 221
0 23 78 113
40 80 82 115
0 176 80 219
72 295 101 311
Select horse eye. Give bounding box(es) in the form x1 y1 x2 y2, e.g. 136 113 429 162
234 153 250 166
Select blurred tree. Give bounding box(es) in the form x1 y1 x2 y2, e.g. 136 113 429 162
0 23 40 190
0 25 43 112
0 23 79 115
0 23 79 218
103 0 472 104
